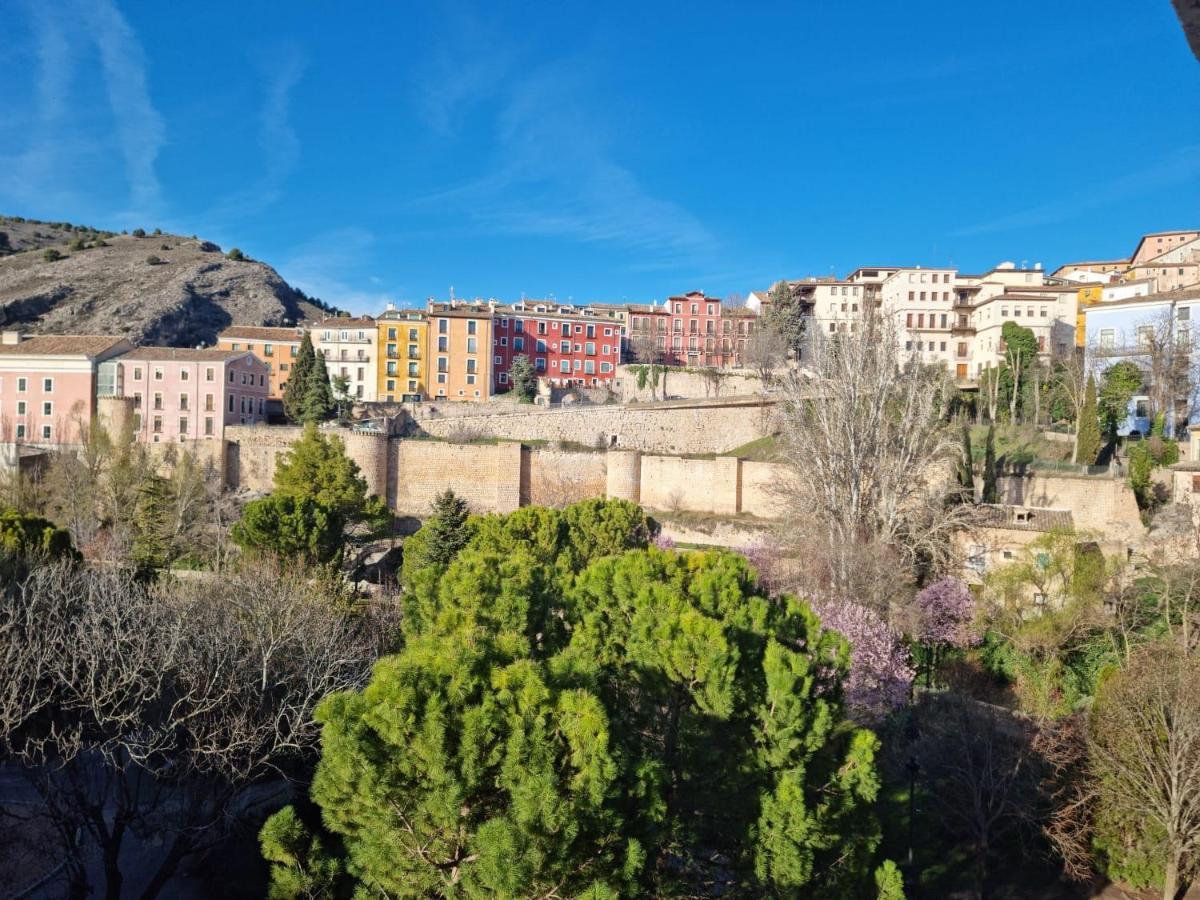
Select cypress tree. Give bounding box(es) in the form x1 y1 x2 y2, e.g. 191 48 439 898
982 424 999 504
283 332 316 423
302 350 335 423
1075 374 1102 466
957 424 976 502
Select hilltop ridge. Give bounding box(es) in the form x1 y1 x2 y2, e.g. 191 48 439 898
0 216 343 348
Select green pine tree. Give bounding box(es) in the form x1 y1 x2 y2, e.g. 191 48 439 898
302 351 335 423
765 280 807 359
982 424 999 503
400 489 473 589
957 424 976 502
1075 373 1102 466
282 332 316 423
263 499 885 898
509 354 538 402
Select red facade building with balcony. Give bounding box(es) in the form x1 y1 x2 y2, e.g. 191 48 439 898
492 302 623 391
626 291 752 367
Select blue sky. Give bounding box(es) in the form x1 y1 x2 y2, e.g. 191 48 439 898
1 1 1198 314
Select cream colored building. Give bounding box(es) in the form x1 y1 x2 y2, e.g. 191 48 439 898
312 316 378 402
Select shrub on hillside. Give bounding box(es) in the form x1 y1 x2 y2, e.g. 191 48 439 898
42 248 63 262
132 228 146 238
145 255 162 266
227 247 245 261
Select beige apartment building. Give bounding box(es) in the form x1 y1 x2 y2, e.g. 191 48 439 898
312 316 377 402
426 304 493 401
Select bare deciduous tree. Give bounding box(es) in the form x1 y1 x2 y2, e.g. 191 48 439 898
774 312 969 605
1086 645 1200 900
742 318 788 387
0 561 390 900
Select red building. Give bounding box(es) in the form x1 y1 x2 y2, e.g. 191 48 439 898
626 291 753 367
492 301 624 391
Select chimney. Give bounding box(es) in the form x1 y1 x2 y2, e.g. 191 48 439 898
1 330 22 345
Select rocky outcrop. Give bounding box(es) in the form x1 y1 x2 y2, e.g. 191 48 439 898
0 225 331 347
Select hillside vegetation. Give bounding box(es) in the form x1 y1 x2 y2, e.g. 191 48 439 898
0 215 342 347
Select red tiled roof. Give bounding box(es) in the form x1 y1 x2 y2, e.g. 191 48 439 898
218 325 303 341
0 335 129 357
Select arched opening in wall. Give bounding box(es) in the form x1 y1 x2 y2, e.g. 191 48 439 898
609 434 619 447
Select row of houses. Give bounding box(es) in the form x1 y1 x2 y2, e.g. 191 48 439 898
0 332 269 448
216 292 755 408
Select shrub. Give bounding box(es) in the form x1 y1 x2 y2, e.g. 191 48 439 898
42 248 63 262
132 228 146 238
231 494 343 565
160 243 171 251
227 247 245 261
145 255 162 266
153 228 162 235
198 241 220 253
69 237 86 251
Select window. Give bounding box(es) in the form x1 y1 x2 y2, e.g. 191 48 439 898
467 338 477 353
229 370 235 383
154 368 163 381
600 362 612 373
438 318 448 334
585 342 595 355
437 357 448 373
228 395 234 412
15 400 26 415
179 393 189 410
467 320 477 335
466 359 477 374
1099 328 1115 348
205 393 214 411
15 424 24 439
494 355 502 365
153 392 163 410
206 367 215 381
499 372 509 384
515 320 524 333
466 374 476 385
290 345 298 358
153 416 163 434
41 424 51 441
1137 325 1154 347
16 378 25 393
438 336 448 352
584 360 595 374
179 417 188 434
514 337 524 351
535 358 546 371
408 362 419 376
133 368 143 381
560 341 570 353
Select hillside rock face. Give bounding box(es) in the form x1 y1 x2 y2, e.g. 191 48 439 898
0 224 329 347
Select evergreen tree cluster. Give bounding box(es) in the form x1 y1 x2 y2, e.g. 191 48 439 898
281 332 335 424
261 498 899 897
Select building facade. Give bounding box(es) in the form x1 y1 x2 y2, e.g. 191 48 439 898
426 304 493 401
312 317 378 402
0 333 133 446
378 308 428 402
493 302 624 390
114 347 270 442
215 325 303 408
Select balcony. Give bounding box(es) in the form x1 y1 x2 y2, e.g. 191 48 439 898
950 319 976 336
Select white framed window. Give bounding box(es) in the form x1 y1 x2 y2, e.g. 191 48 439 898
42 401 52 416
15 424 25 439
498 372 509 384
16 401 26 415
41 424 51 440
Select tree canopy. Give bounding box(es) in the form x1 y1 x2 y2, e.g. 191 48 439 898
282 332 317 423
263 499 891 897
273 424 389 536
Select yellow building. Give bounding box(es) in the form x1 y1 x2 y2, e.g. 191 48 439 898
378 308 428 401
426 303 493 401
1076 285 1103 346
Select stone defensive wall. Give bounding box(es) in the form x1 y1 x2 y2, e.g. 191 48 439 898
410 397 777 456
997 471 1142 543
613 365 768 403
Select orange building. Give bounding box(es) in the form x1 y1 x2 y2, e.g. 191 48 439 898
426 304 493 401
215 325 304 412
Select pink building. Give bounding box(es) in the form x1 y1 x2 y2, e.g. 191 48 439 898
0 332 133 446
115 347 270 443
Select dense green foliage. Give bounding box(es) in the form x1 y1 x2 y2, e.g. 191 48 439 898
0 506 78 564
1075 374 1101 465
264 499 890 897
282 332 317 423
305 351 336 422
232 494 343 565
957 424 975 500
400 489 473 588
1099 361 1143 435
273 424 389 536
509 353 537 402
765 280 807 358
981 424 998 503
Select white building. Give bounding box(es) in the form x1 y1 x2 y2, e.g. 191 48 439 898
312 316 377 402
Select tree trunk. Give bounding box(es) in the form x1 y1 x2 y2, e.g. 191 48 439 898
1162 853 1179 900
139 831 193 900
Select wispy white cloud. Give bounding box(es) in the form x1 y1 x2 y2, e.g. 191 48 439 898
953 144 1200 237
408 16 717 268
0 0 165 219
279 227 405 315
83 0 166 215
203 45 306 224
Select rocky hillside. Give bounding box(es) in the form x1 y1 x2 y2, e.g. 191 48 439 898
0 216 340 347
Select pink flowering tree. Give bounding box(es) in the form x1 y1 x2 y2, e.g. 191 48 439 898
810 598 915 723
736 537 785 595
912 577 979 686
